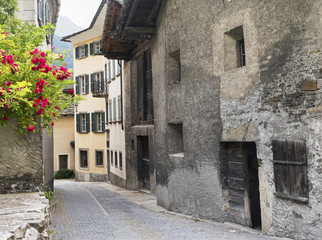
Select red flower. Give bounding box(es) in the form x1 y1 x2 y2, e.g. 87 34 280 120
40 52 46 57
27 124 34 132
51 122 54 126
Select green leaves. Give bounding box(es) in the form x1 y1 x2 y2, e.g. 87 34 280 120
0 22 82 134
0 0 19 25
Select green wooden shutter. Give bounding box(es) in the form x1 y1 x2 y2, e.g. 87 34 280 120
109 100 112 123
99 40 103 53
85 75 89 94
113 98 116 122
90 42 94 55
100 71 104 92
108 61 111 80
86 113 90 133
37 0 41 21
41 0 44 24
112 60 115 78
92 112 96 132
45 3 49 22
76 76 80 94
75 47 79 59
101 112 105 131
91 74 94 93
76 114 80 132
85 44 88 57
118 96 121 121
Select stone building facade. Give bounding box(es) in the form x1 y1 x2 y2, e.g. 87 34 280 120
102 0 322 239
102 0 159 192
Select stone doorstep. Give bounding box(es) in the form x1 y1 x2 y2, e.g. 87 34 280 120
0 192 50 240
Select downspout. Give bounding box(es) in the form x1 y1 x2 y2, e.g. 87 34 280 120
118 60 124 130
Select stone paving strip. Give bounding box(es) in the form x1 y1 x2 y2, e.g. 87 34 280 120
0 192 50 240
51 180 291 240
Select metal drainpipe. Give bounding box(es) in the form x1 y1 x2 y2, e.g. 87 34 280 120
118 60 124 130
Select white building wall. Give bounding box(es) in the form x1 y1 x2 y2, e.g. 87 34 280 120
107 60 126 180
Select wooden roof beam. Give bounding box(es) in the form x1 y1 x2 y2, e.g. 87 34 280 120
124 27 156 34
146 0 162 26
121 0 140 38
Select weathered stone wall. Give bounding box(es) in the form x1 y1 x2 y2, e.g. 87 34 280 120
218 1 322 239
153 0 322 239
153 0 223 219
0 120 43 193
43 127 54 191
0 193 50 240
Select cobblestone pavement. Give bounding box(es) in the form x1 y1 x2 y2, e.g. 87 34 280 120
51 180 289 240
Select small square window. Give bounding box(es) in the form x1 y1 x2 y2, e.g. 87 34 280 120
96 150 104 166
168 50 181 84
224 26 246 71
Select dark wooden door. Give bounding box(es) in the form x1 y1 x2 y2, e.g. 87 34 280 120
59 155 68 169
222 142 261 228
138 136 150 190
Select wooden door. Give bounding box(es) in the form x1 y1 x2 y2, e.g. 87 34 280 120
222 142 261 228
138 136 150 190
59 155 68 169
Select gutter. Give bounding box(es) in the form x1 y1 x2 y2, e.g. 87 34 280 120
118 60 124 130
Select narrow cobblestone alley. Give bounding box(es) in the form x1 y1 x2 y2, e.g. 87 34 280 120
50 180 289 240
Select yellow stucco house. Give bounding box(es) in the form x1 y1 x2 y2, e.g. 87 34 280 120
60 0 126 183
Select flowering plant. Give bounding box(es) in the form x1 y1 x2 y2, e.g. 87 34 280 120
0 22 81 134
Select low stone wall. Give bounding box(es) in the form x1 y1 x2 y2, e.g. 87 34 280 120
0 193 50 240
75 172 107 182
0 121 43 194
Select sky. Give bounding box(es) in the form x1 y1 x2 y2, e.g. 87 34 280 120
59 0 103 29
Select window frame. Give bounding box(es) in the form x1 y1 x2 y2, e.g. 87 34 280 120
117 95 122 122
108 100 112 123
80 149 89 169
76 113 90 134
119 152 123 170
115 151 118 168
76 44 88 59
113 98 117 123
95 150 104 167
76 75 89 95
80 76 86 94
